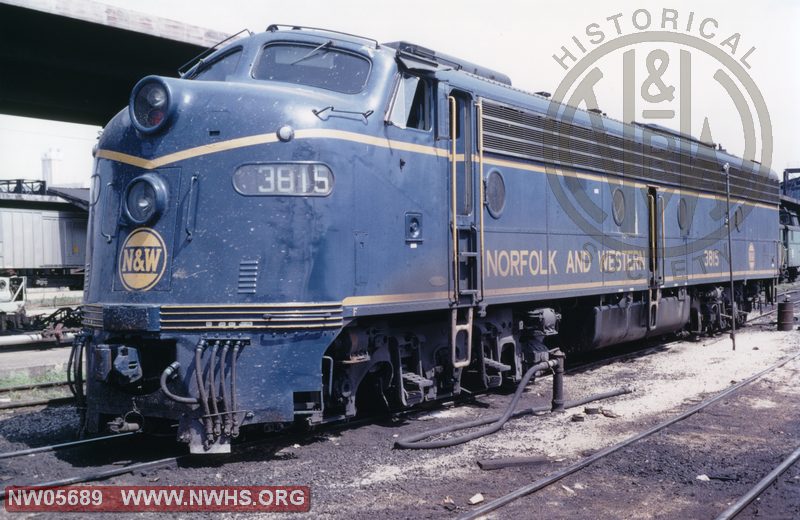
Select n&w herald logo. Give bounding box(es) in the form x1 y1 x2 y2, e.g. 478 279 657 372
118 228 167 291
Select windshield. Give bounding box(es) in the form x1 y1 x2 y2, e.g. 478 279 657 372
192 48 243 81
252 43 371 94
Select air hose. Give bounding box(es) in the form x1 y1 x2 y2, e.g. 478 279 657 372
395 355 633 449
159 362 198 404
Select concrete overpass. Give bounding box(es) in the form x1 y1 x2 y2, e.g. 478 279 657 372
0 0 230 125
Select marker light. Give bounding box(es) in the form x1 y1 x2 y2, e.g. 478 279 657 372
130 77 173 133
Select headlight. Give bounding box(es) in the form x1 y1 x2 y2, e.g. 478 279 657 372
123 174 167 225
130 77 173 133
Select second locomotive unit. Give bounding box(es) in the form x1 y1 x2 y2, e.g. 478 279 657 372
79 25 779 453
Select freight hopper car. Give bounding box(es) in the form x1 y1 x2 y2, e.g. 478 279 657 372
78 26 780 453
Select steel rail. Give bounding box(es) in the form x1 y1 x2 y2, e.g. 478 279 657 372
459 350 800 520
0 432 139 460
0 381 69 394
0 456 182 501
0 396 73 410
714 445 800 520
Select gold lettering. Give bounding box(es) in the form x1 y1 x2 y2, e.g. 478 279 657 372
498 250 510 277
485 249 498 277
144 248 162 272
122 249 134 272
579 250 591 272
510 250 520 276
529 250 540 275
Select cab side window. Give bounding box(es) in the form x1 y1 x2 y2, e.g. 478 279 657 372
388 75 431 130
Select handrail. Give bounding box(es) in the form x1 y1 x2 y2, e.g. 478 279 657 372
185 175 199 241
449 95 458 302
477 100 485 302
648 192 656 280
660 195 666 282
100 182 115 243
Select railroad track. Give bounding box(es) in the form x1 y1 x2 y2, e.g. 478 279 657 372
0 391 481 503
459 350 800 520
0 303 796 507
0 380 69 394
0 431 138 461
715 446 800 520
0 380 73 411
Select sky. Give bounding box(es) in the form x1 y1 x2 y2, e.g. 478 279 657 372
1 0 798 186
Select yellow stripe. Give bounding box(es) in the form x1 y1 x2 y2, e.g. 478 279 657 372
96 129 446 170
296 129 448 158
665 269 776 282
347 268 777 304
95 150 154 169
98 133 282 169
342 291 450 306
96 128 777 210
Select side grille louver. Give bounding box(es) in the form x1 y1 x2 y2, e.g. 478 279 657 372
159 303 344 330
82 303 344 331
481 101 777 204
237 259 259 294
82 304 103 328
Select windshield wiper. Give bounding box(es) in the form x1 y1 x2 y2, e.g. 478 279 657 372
289 40 333 65
179 28 252 77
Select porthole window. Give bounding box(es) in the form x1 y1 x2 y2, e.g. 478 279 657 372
677 197 689 231
612 188 625 226
485 170 506 218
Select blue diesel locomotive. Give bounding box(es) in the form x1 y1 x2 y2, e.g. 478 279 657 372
78 25 780 453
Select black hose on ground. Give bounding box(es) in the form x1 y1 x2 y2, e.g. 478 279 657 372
395 360 555 449
159 362 198 404
395 365 633 450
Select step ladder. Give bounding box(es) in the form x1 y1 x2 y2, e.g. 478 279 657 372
401 372 434 388
483 358 511 372
451 307 474 368
454 225 481 303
